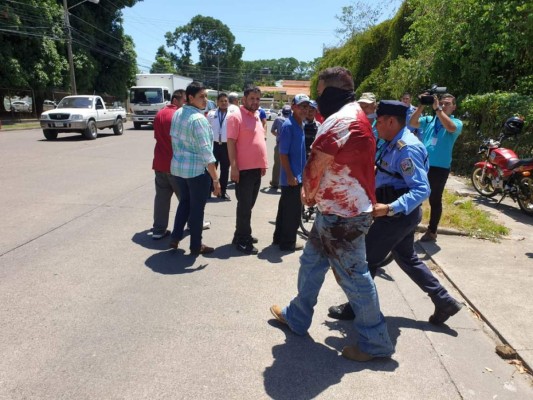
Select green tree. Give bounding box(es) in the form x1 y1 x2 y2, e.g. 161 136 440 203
0 0 139 114
163 15 244 89
335 0 383 44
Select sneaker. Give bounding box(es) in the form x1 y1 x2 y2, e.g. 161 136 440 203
218 193 231 201
185 221 211 231
190 244 215 255
328 302 355 320
152 230 170 240
270 305 287 325
279 242 304 251
341 345 375 362
429 299 464 325
420 230 437 242
235 242 258 255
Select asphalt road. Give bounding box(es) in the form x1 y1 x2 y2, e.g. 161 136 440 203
1 121 532 399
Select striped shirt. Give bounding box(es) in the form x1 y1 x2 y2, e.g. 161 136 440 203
170 104 216 178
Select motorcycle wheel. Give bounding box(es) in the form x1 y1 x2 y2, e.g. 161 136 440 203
471 167 498 197
300 205 316 238
517 176 533 216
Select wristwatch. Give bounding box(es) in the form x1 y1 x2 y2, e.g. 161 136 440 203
387 204 395 217
436 105 443 112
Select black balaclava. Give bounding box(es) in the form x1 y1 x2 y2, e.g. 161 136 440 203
316 87 355 119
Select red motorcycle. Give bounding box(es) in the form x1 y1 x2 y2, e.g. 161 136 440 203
471 116 533 216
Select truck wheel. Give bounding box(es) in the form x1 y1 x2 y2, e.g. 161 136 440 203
43 130 58 140
83 120 97 140
133 122 141 129
113 118 124 135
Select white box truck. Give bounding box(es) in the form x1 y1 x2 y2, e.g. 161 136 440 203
129 73 193 129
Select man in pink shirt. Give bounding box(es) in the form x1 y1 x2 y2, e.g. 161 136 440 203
227 86 268 254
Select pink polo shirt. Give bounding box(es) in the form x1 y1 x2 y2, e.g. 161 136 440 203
226 105 268 170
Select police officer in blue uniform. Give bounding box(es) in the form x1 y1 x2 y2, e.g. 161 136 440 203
328 100 463 325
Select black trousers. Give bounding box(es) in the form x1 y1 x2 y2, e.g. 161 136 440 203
366 207 454 309
234 168 261 244
213 142 230 196
273 184 302 247
427 166 450 233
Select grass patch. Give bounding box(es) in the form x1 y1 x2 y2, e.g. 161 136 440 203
421 189 509 241
1 122 40 130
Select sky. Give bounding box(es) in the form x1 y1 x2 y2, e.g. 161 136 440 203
121 0 402 73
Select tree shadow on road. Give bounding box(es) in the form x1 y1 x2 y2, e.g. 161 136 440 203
264 319 399 400
472 196 533 226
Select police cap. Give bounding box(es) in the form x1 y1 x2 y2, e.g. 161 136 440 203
376 100 408 117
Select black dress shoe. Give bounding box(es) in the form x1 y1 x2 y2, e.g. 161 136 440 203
232 236 258 245
429 299 463 325
328 302 355 320
218 193 231 201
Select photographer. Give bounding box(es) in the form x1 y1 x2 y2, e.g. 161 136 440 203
410 92 463 242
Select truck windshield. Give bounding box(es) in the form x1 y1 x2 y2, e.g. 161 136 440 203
130 88 164 104
58 97 93 109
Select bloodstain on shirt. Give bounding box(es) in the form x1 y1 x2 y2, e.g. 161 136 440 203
311 102 376 217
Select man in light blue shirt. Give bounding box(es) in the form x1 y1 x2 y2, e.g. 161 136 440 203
273 95 308 251
410 93 463 242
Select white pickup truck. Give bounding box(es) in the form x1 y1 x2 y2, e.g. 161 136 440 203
40 95 126 140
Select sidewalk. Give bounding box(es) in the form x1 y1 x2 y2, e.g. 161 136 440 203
417 174 533 372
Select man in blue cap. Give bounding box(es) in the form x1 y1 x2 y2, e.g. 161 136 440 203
273 94 310 251
328 100 463 325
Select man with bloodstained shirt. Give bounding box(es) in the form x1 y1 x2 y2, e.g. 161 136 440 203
269 66 394 362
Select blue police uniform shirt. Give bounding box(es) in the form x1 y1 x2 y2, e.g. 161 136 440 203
376 126 430 215
258 108 267 120
419 115 463 169
278 115 306 186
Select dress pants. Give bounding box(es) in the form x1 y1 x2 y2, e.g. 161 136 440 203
234 168 261 244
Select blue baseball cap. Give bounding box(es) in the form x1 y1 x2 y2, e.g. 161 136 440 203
292 94 311 105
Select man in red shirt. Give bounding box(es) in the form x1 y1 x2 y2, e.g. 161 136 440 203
270 67 393 362
150 90 185 239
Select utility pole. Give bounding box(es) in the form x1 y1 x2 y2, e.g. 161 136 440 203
216 53 221 95
63 0 76 95
62 0 100 95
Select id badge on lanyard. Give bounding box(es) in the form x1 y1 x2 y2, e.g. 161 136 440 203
217 109 226 144
431 121 440 146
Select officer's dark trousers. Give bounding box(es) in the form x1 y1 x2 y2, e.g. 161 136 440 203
234 168 261 245
427 166 450 234
366 206 454 308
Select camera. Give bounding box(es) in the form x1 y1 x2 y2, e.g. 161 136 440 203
419 84 447 105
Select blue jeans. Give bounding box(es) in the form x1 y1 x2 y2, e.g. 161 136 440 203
170 172 210 252
282 212 394 357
